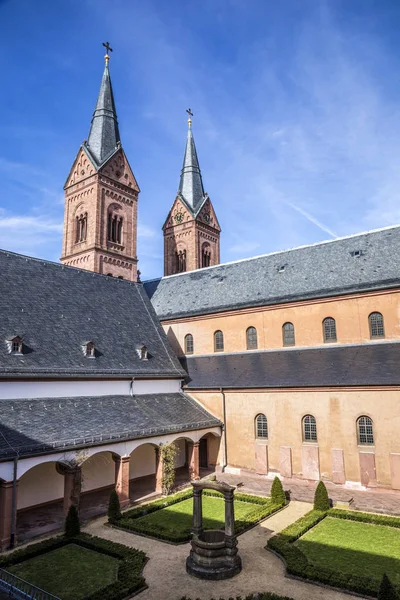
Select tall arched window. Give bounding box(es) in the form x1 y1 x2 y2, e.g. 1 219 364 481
107 212 123 244
75 212 87 243
323 317 337 343
357 416 374 445
302 414 317 442
255 414 268 439
175 249 187 273
202 243 211 268
214 330 224 352
246 326 258 350
282 322 295 346
185 333 194 355
369 312 385 339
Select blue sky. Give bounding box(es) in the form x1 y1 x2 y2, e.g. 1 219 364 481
1 0 400 279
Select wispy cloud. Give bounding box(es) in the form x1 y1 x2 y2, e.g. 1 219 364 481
285 201 337 238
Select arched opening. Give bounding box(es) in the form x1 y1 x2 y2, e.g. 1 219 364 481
129 443 158 501
79 451 117 519
198 432 221 473
201 242 211 268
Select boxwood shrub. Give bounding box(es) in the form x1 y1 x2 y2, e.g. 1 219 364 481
0 532 147 600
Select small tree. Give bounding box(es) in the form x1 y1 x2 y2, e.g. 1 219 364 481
65 504 80 537
270 476 286 505
314 481 330 511
378 574 399 600
160 442 177 495
108 489 121 522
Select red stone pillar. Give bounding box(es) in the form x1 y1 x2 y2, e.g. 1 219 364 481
0 481 17 551
115 456 130 508
63 466 82 516
189 442 200 480
155 448 164 494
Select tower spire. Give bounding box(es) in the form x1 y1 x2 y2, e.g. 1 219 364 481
86 43 120 166
178 110 205 213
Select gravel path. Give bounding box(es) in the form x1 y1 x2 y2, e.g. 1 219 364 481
84 501 360 600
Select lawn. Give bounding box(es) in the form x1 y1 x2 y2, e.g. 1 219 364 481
295 517 400 586
8 543 120 600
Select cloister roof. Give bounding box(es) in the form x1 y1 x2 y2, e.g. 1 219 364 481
181 342 400 389
0 393 221 460
0 249 185 379
145 225 400 320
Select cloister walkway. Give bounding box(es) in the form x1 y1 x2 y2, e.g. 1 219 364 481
85 500 359 600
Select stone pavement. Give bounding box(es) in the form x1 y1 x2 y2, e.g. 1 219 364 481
84 501 360 600
220 471 400 515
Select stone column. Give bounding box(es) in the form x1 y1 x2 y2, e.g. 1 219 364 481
114 456 130 508
224 489 235 539
63 466 82 515
192 487 203 535
0 481 17 551
189 442 200 480
155 448 163 494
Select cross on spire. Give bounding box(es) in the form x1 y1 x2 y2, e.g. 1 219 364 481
186 108 193 128
102 41 113 64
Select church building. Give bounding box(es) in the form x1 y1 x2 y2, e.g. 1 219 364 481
0 48 399 551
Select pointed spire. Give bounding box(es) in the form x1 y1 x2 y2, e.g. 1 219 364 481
178 111 206 213
86 47 120 166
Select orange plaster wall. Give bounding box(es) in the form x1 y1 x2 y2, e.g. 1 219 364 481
163 290 400 356
189 389 400 487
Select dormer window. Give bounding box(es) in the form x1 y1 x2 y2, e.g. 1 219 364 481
82 341 96 358
7 336 23 355
136 344 148 360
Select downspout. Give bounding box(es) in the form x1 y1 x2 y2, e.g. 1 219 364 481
130 377 135 397
220 387 228 472
10 455 18 549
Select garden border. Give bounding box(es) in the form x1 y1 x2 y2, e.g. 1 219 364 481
0 532 148 600
266 508 400 599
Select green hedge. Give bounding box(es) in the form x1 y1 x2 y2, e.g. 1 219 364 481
115 488 285 543
0 533 147 600
267 508 400 599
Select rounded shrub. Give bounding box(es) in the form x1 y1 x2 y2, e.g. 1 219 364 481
378 573 399 600
108 489 122 522
313 481 330 511
271 476 286 505
65 504 80 537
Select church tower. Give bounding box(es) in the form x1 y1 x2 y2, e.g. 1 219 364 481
163 113 221 276
61 46 139 281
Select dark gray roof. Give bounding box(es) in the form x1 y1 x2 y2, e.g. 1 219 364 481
178 122 206 215
0 393 221 460
85 60 121 167
0 250 185 378
145 226 400 320
181 342 400 389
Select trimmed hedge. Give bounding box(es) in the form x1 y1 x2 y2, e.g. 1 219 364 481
313 481 330 511
271 477 286 506
0 533 147 600
115 488 286 543
267 508 400 599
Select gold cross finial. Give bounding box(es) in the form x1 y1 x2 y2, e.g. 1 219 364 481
102 41 113 65
186 108 193 128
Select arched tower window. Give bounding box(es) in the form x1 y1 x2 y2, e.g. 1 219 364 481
214 330 224 352
107 211 123 244
246 327 258 350
357 416 374 445
75 212 87 243
302 414 317 442
282 322 295 346
369 312 385 339
255 414 268 439
323 317 337 343
175 249 187 273
185 334 194 355
201 243 211 268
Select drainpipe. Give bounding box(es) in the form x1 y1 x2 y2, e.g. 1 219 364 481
10 455 18 549
130 377 135 397
220 387 228 472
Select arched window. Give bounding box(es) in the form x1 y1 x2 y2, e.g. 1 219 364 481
107 212 123 244
175 249 187 273
75 212 87 243
202 243 211 268
282 322 295 346
255 414 268 439
214 330 224 352
369 312 385 339
357 416 374 445
246 326 258 350
323 317 337 343
185 334 194 355
302 414 317 442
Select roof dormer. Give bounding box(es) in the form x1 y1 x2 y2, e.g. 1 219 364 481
136 344 148 361
7 336 23 355
82 341 96 358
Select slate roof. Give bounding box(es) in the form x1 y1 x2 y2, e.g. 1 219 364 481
178 122 206 215
0 250 185 379
0 393 221 460
181 342 400 389
145 225 400 320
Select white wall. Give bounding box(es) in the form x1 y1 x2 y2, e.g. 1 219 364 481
130 444 156 479
81 452 115 492
0 378 182 400
174 439 186 468
18 462 64 510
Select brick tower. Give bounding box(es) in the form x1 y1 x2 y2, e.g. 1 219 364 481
61 47 139 281
163 114 221 276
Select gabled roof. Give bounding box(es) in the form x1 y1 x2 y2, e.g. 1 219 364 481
0 250 185 379
0 393 222 460
181 342 400 389
144 225 400 320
